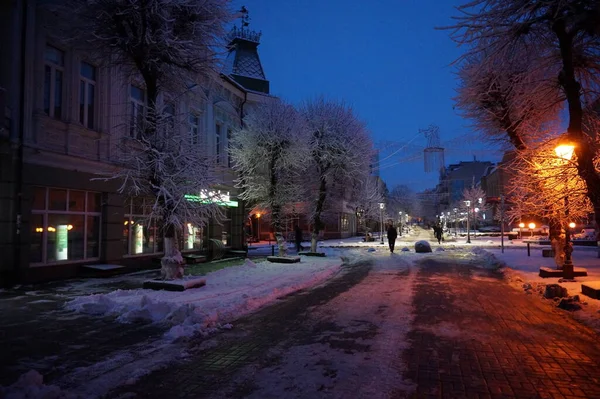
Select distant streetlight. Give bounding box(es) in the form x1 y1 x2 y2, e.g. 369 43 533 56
465 200 471 243
256 213 261 242
556 139 576 279
379 203 385 244
453 208 458 237
398 211 403 237
519 222 525 240
528 222 536 238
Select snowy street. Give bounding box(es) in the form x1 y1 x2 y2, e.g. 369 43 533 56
110 246 600 398
2 229 600 398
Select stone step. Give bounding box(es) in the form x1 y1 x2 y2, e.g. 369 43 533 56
538 267 588 278
581 281 600 300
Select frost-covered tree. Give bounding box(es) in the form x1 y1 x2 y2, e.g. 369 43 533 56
301 98 373 252
461 186 489 230
230 100 310 256
350 176 385 235
449 0 600 239
388 184 417 218
46 0 232 279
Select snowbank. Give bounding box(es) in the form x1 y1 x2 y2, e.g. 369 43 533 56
65 256 344 340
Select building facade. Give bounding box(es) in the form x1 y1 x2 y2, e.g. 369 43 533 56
0 1 271 285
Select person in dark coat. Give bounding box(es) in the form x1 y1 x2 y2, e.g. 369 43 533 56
295 225 303 252
433 224 443 244
387 224 398 253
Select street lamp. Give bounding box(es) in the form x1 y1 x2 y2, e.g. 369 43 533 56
465 200 471 243
256 213 261 242
528 222 536 238
379 203 385 244
398 211 403 237
453 208 458 237
519 222 525 240
555 139 576 279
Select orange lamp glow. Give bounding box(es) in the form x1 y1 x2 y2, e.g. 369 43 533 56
555 144 575 160
528 223 536 229
519 223 525 228
569 222 576 228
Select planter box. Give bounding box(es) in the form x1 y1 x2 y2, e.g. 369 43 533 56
267 256 301 263
539 267 588 278
143 277 206 291
298 252 326 257
581 281 600 300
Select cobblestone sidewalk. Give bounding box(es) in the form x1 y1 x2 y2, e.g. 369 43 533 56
404 258 600 399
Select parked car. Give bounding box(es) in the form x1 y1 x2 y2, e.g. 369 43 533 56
573 228 596 240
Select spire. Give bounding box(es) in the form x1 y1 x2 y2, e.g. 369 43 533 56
222 6 270 94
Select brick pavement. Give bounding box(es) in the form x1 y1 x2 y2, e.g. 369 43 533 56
0 273 166 387
404 258 600 399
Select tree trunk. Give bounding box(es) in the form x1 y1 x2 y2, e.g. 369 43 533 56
143 76 183 279
311 175 327 252
269 153 287 257
554 20 600 259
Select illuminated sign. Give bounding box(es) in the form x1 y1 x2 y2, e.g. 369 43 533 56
56 225 68 260
184 190 238 207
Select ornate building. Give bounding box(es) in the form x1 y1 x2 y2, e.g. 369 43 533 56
0 1 272 284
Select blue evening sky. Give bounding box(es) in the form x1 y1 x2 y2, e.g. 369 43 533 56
231 0 503 192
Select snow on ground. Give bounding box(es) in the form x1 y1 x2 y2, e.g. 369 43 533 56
480 244 600 333
66 253 345 340
214 251 418 399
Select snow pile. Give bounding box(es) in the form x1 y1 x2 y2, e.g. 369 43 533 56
0 370 80 399
65 257 343 340
470 247 506 270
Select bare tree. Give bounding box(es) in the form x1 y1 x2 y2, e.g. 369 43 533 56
449 0 600 239
301 98 374 252
230 100 310 256
461 186 489 230
47 0 233 279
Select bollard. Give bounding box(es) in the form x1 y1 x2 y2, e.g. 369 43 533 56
527 242 530 257
271 245 275 256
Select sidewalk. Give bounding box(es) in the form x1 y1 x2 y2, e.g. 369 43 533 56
405 258 600 398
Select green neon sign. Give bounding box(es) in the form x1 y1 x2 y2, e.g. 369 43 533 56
184 194 238 207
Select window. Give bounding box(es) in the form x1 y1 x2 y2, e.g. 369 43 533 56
123 198 163 255
215 123 221 164
130 85 145 138
189 113 200 145
79 62 96 129
227 129 233 167
31 187 101 264
44 45 64 119
182 223 204 251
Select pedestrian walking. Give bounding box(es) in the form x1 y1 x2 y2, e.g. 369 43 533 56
295 225 303 252
434 224 443 244
387 224 398 253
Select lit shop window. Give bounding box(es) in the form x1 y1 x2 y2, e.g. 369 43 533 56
182 223 204 251
123 198 163 255
31 187 101 264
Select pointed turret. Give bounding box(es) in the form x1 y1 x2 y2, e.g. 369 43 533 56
223 7 270 94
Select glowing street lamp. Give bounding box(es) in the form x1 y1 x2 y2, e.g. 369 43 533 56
379 203 385 244
398 211 403 237
465 200 471 244
519 222 525 239
556 139 576 279
528 222 536 238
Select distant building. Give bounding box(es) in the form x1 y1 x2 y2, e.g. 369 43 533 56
435 159 494 214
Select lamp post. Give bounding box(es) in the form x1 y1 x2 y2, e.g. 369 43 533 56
556 140 576 279
453 208 458 237
398 211 403 237
256 213 261 242
464 200 471 243
519 222 524 240
528 222 536 238
379 203 385 244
